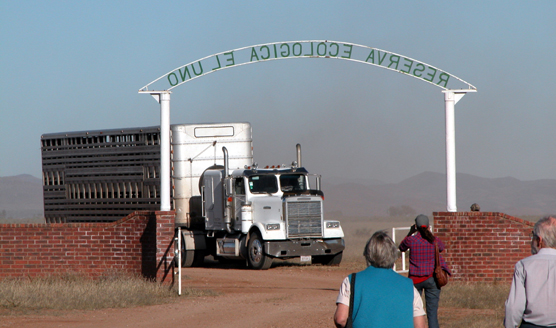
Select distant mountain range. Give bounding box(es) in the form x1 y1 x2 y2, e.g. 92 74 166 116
1 172 555 221
323 171 556 218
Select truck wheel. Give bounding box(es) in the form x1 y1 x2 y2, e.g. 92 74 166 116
313 252 343 266
247 231 273 270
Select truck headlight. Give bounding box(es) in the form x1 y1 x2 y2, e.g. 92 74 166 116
266 223 280 231
326 221 340 229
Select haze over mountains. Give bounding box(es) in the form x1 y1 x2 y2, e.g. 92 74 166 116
324 172 556 218
0 175 43 220
1 172 556 221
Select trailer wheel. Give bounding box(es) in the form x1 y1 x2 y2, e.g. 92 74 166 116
313 252 343 266
247 231 273 270
179 240 205 268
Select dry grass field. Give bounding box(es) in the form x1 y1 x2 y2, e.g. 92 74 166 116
0 266 509 328
0 273 184 314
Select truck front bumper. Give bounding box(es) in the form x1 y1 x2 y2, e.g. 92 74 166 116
264 238 345 258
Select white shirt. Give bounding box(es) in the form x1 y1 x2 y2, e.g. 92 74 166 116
336 276 426 317
504 248 556 328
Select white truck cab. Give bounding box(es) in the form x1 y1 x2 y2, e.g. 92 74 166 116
173 123 344 269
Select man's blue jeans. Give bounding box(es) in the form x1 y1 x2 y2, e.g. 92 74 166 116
414 277 441 328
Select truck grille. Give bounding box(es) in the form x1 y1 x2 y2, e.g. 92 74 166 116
286 201 322 238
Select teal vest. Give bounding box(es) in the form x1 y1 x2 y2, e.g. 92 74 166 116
351 266 414 328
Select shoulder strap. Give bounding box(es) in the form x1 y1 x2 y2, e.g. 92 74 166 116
434 241 440 265
348 273 356 321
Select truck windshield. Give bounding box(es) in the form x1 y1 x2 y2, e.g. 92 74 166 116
279 174 307 192
248 175 278 194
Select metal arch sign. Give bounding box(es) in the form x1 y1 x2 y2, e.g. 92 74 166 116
140 40 477 215
139 40 476 92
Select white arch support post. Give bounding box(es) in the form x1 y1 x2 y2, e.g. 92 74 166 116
443 89 476 212
139 90 172 211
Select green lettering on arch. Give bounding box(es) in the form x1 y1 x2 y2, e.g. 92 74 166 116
366 49 376 64
316 42 327 56
143 41 474 92
168 72 178 86
304 42 314 56
400 58 413 74
341 44 352 59
260 45 271 60
413 63 425 77
280 43 290 57
388 55 400 70
224 51 235 67
191 62 203 76
179 66 191 81
437 72 450 87
292 43 303 56
377 52 388 65
424 66 437 82
212 56 222 71
328 43 339 57
250 47 260 62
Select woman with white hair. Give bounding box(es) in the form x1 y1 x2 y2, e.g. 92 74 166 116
334 230 426 328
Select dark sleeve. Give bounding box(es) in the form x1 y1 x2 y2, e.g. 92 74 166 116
399 236 410 252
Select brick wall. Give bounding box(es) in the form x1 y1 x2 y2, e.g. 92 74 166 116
0 211 176 282
433 212 534 283
1 210 534 283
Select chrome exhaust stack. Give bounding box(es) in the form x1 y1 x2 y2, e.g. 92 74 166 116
296 143 302 168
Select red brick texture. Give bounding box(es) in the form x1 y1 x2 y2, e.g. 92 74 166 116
1 210 533 283
433 212 534 283
0 211 176 282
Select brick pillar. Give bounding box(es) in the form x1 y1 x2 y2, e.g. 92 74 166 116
433 212 534 283
154 211 176 283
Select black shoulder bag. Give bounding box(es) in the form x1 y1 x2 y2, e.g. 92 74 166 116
345 272 356 328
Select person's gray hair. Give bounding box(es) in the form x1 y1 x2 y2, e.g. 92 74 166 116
363 230 400 268
534 216 556 248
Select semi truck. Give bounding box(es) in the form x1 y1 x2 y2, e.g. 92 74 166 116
40 122 344 269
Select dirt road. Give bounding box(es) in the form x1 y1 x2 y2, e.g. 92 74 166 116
1 265 352 328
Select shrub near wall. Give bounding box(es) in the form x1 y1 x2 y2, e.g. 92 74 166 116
0 211 176 282
433 212 534 283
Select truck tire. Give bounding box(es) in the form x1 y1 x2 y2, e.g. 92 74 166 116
179 250 203 267
179 240 205 268
247 231 273 270
313 252 343 266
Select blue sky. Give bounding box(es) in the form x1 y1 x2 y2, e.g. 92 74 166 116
1 1 555 184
